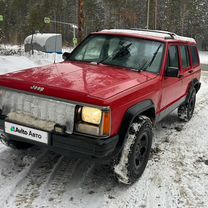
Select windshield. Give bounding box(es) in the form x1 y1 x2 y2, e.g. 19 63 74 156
69 35 165 73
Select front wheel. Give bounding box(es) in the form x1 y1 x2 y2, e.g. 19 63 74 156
178 88 196 122
114 115 153 184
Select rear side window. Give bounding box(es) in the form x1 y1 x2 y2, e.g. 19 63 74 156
180 46 190 69
190 46 199 66
168 46 179 68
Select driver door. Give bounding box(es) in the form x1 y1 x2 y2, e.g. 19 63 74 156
160 44 183 111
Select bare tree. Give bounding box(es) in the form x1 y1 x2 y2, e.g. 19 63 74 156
155 0 158 29
78 0 84 43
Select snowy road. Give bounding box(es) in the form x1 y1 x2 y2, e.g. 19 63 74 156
0 55 208 208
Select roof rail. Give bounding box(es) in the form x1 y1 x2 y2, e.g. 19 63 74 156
130 28 176 39
100 29 196 43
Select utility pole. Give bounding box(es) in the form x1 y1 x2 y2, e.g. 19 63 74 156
155 0 158 30
78 0 84 43
147 0 150 29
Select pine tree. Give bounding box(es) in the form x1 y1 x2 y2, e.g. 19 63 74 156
0 0 208 48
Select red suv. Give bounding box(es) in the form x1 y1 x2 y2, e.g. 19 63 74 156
0 29 201 184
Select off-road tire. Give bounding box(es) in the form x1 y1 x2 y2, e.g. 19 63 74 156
114 115 153 184
178 88 196 122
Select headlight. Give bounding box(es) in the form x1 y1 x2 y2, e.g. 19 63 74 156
75 106 111 137
82 107 102 125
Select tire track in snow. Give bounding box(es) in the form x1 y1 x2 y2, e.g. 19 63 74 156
4 151 61 208
38 159 94 208
0 147 48 207
60 164 117 208
40 155 65 193
35 157 78 207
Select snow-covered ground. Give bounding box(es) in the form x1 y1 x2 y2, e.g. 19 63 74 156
0 51 208 208
199 51 208 65
0 50 64 75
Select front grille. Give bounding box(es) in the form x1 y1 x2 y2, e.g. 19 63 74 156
0 89 76 133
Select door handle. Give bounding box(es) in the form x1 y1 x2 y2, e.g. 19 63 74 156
188 70 193 74
178 74 184 78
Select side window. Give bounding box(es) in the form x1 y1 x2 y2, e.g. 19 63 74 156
180 46 190 69
168 46 179 68
190 46 199 66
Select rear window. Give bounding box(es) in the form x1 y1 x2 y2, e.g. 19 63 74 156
180 46 190 69
190 46 199 66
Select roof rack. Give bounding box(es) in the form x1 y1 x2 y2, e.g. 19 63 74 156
100 29 196 43
130 28 176 39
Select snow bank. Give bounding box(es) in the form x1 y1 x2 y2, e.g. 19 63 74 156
199 51 208 65
0 55 38 74
0 51 64 75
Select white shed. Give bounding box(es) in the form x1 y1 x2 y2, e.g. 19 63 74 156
24 33 62 54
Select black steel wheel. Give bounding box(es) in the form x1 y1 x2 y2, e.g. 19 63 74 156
178 88 196 122
114 115 153 184
133 132 149 172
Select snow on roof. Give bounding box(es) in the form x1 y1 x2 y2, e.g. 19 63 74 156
174 34 196 43
101 29 196 43
24 33 62 47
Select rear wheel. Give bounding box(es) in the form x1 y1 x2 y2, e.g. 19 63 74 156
114 115 153 184
178 88 196 122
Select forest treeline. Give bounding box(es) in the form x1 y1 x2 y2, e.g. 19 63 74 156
0 0 207 49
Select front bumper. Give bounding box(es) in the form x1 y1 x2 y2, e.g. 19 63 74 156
0 118 119 160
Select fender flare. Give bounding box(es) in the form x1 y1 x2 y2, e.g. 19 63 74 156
186 79 201 103
118 100 155 149
193 79 201 93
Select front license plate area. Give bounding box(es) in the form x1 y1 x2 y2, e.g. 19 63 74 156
5 122 48 144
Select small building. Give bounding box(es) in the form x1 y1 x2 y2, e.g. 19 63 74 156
24 33 62 54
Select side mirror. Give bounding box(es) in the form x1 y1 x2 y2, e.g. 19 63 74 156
165 66 179 77
62 52 71 61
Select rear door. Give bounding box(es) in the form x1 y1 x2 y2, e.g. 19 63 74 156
189 45 201 79
178 44 192 96
179 45 200 96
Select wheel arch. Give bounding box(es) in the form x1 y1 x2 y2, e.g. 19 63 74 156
193 79 201 93
118 100 155 149
186 79 201 102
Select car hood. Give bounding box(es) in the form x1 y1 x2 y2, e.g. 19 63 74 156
0 61 157 101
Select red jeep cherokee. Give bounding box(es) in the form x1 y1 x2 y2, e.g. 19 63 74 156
0 29 201 184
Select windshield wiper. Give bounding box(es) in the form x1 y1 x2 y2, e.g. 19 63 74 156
139 44 162 71
97 43 132 65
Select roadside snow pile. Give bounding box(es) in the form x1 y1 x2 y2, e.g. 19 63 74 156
0 52 64 75
25 51 64 66
0 44 23 56
0 45 74 75
0 55 39 75
199 51 208 65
